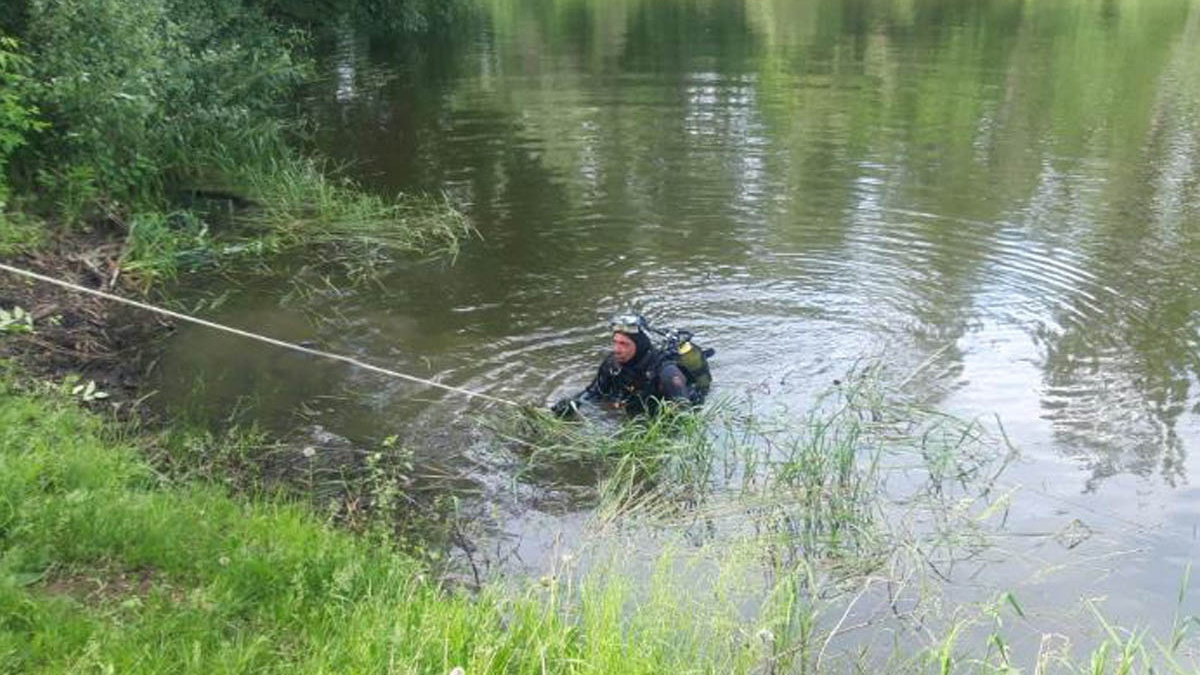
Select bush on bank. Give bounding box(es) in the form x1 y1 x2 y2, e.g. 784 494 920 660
265 0 472 35
0 0 468 279
0 37 41 222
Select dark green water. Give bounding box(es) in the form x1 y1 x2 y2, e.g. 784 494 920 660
157 0 1200 647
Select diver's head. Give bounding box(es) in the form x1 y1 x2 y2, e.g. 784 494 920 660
610 313 652 365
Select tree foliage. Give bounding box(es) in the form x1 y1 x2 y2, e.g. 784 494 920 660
9 0 307 221
0 36 43 213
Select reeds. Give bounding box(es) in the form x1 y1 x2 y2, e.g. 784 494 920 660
504 367 1014 568
225 156 475 263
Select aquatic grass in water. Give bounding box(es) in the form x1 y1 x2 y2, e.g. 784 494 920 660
504 368 1014 570
140 413 469 565
118 211 215 284
502 401 721 509
496 368 1036 667
225 157 475 264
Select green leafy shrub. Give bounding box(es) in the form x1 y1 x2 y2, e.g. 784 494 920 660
0 36 43 217
13 0 307 220
2 1 469 281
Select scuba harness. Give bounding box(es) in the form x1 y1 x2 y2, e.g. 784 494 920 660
652 326 714 393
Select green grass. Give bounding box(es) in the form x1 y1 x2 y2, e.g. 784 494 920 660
0 368 772 674
0 211 43 255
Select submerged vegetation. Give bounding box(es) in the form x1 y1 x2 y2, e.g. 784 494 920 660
0 0 470 280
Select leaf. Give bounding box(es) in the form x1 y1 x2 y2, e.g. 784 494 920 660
1000 591 1025 619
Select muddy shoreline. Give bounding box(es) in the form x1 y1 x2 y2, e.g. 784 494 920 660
1 236 487 579
0 230 175 414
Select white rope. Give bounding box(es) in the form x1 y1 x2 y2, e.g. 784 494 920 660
0 262 522 408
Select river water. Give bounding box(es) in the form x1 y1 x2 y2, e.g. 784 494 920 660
156 0 1200 653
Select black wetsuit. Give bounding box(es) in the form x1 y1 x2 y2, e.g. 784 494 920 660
580 347 696 416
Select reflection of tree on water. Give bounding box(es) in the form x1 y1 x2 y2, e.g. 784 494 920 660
301 0 1200 490
1033 7 1200 490
745 0 1200 488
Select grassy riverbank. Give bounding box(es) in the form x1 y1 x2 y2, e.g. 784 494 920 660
4 362 1197 673
0 366 748 674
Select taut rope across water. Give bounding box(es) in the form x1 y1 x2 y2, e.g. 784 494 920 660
0 262 523 408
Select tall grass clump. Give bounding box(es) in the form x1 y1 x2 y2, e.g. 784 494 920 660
225 156 474 267
504 401 722 512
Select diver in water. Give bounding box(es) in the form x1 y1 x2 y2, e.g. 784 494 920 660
552 313 712 418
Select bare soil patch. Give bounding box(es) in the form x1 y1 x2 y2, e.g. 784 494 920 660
0 227 174 410
41 565 185 606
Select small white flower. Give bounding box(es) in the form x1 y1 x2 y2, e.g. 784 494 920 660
302 446 316 458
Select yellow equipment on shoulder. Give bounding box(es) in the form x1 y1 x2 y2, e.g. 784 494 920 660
662 329 713 393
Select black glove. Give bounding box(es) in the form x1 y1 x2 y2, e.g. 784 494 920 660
550 397 582 420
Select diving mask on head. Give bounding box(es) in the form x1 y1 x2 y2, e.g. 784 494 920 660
609 313 646 335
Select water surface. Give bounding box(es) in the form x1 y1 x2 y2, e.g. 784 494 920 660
157 0 1200 647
